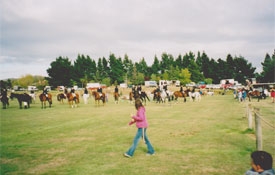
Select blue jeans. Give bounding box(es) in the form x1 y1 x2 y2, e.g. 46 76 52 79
126 128 155 156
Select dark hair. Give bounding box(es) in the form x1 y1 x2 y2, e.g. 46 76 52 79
251 151 273 170
135 98 143 110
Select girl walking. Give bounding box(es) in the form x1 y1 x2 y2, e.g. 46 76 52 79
124 99 155 158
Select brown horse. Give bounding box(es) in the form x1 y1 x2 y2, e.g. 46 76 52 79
174 89 191 102
247 90 262 102
66 93 80 108
39 93 52 109
92 91 105 106
57 93 66 103
114 92 119 104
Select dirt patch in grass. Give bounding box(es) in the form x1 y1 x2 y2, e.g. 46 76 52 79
27 157 68 174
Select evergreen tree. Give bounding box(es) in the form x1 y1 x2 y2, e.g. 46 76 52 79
109 54 124 84
260 53 275 82
47 56 73 87
151 55 160 75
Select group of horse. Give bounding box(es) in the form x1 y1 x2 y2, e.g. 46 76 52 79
0 89 108 109
151 88 202 103
0 87 265 109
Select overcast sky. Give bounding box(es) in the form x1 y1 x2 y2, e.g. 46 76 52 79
1 0 274 80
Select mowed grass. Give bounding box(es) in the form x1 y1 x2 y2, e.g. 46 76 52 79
1 90 274 175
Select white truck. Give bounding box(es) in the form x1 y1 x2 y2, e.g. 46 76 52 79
144 81 157 87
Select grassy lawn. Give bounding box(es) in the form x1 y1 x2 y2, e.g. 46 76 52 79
1 90 274 175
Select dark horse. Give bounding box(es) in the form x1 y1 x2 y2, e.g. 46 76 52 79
66 92 80 108
57 93 66 103
92 91 105 106
39 93 52 109
114 92 119 104
0 89 9 109
247 90 262 102
132 90 150 105
10 92 32 109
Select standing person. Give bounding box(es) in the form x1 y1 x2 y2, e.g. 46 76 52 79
270 88 275 103
124 99 155 158
83 87 89 104
245 150 274 175
242 88 247 102
238 89 243 102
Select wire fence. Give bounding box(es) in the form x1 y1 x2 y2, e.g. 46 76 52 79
246 104 275 150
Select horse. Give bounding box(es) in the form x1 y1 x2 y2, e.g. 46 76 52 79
114 92 119 104
188 91 201 102
0 94 9 109
66 92 80 108
132 91 150 105
173 90 189 102
92 91 105 106
57 93 66 103
154 90 171 103
10 93 32 109
39 93 52 109
247 90 261 102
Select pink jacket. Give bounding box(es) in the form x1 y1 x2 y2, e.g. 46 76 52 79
131 106 148 128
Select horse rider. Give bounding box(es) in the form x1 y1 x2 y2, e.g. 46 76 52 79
137 85 142 94
84 87 89 95
43 86 49 98
114 85 119 94
63 87 68 97
163 83 169 96
246 79 253 92
71 87 76 97
132 85 136 93
97 86 103 97
180 85 184 96
159 82 164 91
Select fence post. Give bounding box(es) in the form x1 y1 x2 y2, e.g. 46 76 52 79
254 107 262 150
247 104 253 129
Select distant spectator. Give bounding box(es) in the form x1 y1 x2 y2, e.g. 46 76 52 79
270 88 275 103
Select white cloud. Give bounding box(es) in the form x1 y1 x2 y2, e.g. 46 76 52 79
0 0 274 79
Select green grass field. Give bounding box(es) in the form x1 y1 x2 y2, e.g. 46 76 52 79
1 90 274 175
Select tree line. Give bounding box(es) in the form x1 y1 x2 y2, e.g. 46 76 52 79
1 50 274 89
46 51 274 88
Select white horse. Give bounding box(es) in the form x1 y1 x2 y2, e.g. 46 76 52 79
83 93 90 104
158 90 173 103
188 91 201 102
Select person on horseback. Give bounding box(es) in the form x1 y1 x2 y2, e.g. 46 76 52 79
115 85 119 94
163 83 169 97
137 85 142 95
97 86 103 97
71 87 76 97
159 82 163 91
132 85 136 93
84 87 88 94
180 85 184 96
246 79 253 92
43 86 49 98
